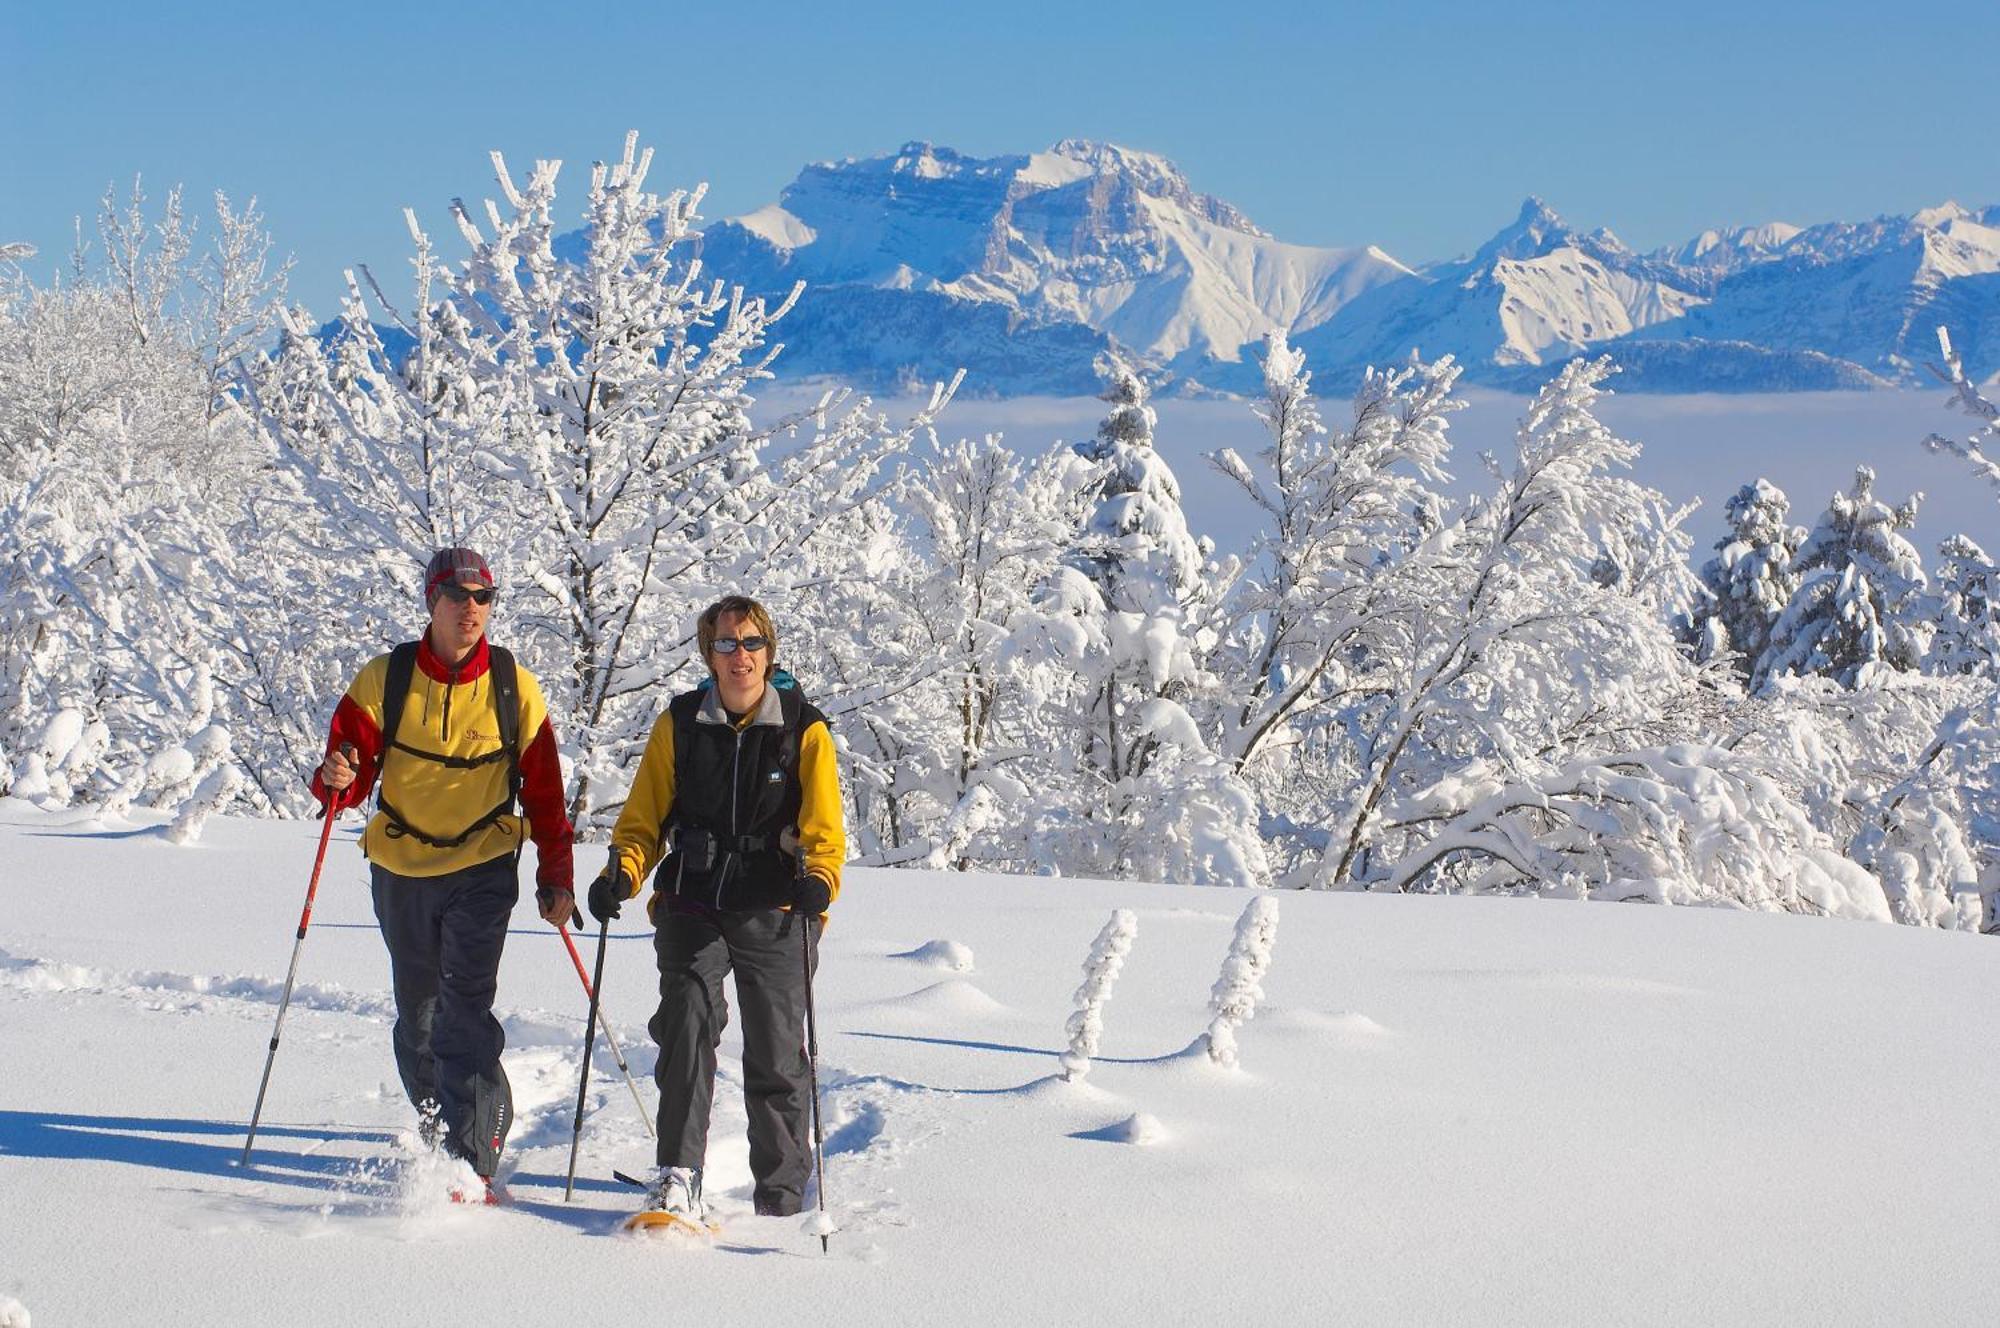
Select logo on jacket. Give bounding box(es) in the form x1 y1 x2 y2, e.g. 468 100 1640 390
467 729 497 742
767 770 783 783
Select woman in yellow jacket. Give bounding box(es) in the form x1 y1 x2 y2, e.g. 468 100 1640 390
588 595 843 1223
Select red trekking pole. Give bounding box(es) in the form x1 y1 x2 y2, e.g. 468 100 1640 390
240 765 346 1166
556 921 655 1138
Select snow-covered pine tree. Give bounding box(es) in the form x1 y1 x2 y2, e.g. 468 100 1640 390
1690 479 1804 677
1029 362 1266 886
1756 467 1930 691
1928 535 2000 677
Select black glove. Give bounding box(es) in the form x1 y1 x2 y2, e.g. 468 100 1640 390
588 866 629 923
793 871 832 916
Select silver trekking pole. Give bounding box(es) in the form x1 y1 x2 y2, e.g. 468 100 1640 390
801 912 832 1253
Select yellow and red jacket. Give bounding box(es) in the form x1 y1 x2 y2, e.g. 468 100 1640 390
311 636 574 891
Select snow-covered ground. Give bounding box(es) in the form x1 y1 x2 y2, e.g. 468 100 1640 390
3 801 1997 1326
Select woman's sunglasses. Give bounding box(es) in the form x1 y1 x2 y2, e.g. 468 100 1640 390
710 635 769 654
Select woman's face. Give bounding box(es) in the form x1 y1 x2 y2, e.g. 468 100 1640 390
706 609 770 712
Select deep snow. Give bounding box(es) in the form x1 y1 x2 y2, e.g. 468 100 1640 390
3 801 1998 1326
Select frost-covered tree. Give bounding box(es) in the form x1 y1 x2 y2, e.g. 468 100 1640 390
1208 335 1458 780
0 185 280 805
244 133 953 821
830 435 1092 869
1316 358 1701 892
1923 326 2000 503
1690 479 1804 677
1756 467 1929 690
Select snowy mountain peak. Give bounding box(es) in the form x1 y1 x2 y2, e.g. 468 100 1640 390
1657 221 1805 273
1912 200 1973 229
696 139 1409 388
1040 138 1268 237
1473 196 1577 264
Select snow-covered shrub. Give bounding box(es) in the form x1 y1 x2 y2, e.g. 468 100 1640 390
1376 746 1890 920
1060 908 1138 1081
1844 680 2000 930
166 761 241 845
1205 895 1278 1069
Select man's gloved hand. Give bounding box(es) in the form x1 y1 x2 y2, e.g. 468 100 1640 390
588 866 630 923
536 886 580 929
793 871 832 916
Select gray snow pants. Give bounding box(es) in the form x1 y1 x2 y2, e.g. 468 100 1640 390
370 854 517 1177
651 906 818 1215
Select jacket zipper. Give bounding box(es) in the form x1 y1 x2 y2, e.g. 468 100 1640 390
716 728 743 908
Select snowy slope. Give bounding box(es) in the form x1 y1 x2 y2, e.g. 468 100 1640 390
4 801 2000 1326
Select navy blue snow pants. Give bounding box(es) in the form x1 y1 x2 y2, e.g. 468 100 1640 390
370 854 517 1177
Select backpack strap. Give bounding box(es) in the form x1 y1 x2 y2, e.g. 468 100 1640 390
379 641 420 760
488 645 522 804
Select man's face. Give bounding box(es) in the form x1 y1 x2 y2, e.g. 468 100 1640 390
706 609 770 708
428 580 492 661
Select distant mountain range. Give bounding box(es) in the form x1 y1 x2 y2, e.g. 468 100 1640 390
625 141 2000 396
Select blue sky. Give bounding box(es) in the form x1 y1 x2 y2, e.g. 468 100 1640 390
5 0 1996 315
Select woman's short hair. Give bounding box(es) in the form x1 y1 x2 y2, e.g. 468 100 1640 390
697 595 779 678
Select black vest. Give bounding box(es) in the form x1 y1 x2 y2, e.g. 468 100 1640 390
655 682 826 911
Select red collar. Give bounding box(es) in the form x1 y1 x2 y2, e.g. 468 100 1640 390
417 633 490 683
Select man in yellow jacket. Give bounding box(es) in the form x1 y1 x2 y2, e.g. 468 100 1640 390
589 594 843 1223
313 547 576 1199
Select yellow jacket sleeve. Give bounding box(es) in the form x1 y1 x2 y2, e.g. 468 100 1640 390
608 710 676 897
796 719 846 901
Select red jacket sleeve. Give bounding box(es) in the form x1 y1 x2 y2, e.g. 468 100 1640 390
309 694 383 811
517 717 575 892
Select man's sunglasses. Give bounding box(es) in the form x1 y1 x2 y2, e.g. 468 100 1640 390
711 635 769 654
438 584 497 606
